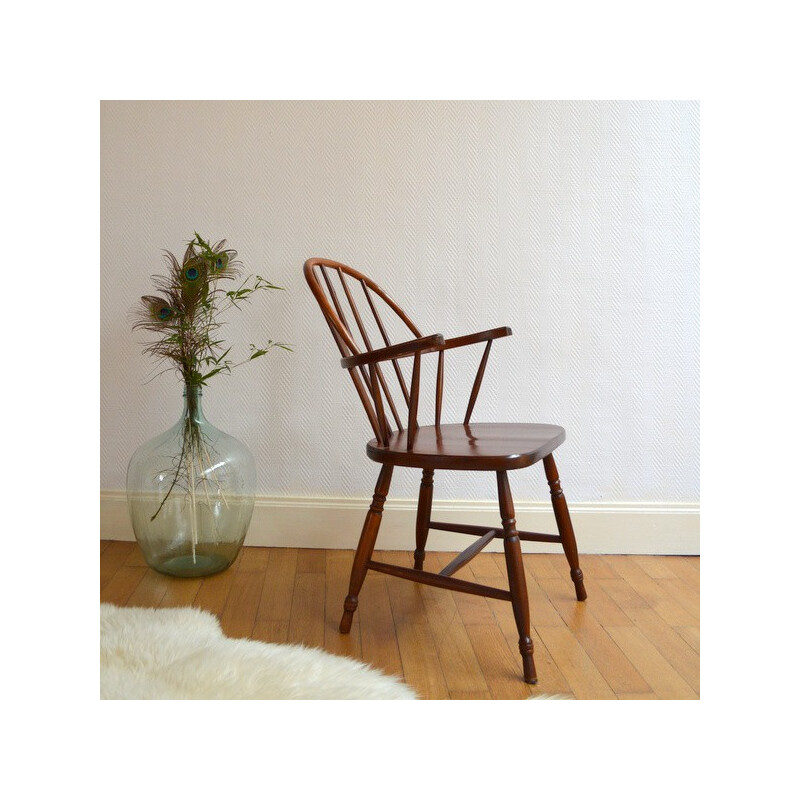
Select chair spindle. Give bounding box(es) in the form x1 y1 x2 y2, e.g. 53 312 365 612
464 341 493 425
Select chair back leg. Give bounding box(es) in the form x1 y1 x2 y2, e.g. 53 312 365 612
496 470 537 684
340 464 394 633
414 468 435 569
543 454 587 601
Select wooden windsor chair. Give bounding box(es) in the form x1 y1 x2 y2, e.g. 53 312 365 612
303 258 587 684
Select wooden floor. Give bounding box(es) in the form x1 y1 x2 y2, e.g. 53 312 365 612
100 542 700 700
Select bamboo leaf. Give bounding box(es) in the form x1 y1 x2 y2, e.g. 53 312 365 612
201 367 227 380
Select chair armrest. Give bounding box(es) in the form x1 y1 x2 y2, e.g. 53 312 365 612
439 326 512 351
340 333 445 369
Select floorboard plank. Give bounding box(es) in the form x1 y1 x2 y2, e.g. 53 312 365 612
449 690 494 700
463 623 541 700
675 625 700 654
523 553 563 581
158 576 203 609
297 548 327 574
101 565 147 607
252 547 298 644
192 562 239 618
385 553 449 699
539 576 651 695
576 553 619 580
618 606 701 694
656 578 701 621
358 571 405 681
100 541 136 590
421 553 491 697
663 556 700 587
221 568 267 640
618 692 659 700
605 626 699 699
126 570 171 608
604 556 698 626
630 555 682 580
288 571 326 649
536 625 618 699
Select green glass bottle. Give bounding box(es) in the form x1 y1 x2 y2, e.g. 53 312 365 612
126 385 256 577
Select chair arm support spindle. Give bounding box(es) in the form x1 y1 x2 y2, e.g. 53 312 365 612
464 340 493 425
435 350 445 428
407 352 421 449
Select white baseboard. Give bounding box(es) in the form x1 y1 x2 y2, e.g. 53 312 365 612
101 491 699 555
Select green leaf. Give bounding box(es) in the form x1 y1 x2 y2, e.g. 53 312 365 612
201 367 227 380
255 275 284 290
211 347 231 365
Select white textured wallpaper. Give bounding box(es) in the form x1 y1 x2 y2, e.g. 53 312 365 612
100 100 699 504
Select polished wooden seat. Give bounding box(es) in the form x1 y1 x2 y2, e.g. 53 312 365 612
304 257 586 684
366 422 566 470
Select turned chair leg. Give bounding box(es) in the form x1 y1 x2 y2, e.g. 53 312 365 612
497 470 537 684
414 468 434 570
340 464 394 634
543 454 587 602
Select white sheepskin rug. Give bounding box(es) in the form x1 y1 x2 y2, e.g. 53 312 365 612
100 604 417 700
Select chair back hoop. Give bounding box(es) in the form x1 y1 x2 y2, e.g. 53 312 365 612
304 258 425 445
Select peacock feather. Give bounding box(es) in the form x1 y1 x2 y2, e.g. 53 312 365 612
192 234 239 280
179 256 207 308
142 295 177 323
132 232 286 389
206 250 230 275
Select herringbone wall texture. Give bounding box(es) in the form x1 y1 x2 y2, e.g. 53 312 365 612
101 100 699 504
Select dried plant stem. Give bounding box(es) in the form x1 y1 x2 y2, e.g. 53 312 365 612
187 440 198 563
195 437 222 541
150 429 187 522
199 436 229 510
198 449 214 509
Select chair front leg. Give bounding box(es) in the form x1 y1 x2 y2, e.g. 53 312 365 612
340 464 394 633
497 470 537 684
414 468 434 569
543 453 587 601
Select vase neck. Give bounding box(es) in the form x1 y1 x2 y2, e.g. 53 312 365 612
182 384 206 423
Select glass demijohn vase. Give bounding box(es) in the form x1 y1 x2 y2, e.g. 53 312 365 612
126 385 256 577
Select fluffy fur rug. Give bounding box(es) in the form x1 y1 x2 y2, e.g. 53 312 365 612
100 604 417 700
